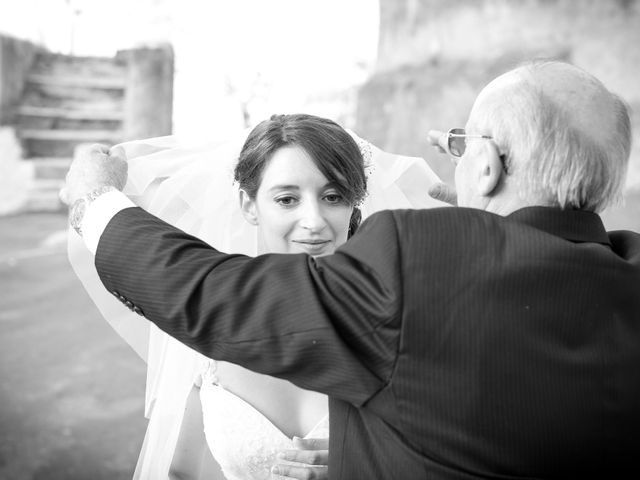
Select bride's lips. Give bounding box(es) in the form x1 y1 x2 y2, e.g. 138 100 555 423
292 239 331 254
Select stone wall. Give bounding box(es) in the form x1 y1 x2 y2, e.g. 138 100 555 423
0 127 32 215
356 0 640 221
0 36 40 213
120 44 174 140
0 35 43 125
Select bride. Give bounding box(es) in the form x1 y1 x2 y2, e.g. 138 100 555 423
69 113 444 479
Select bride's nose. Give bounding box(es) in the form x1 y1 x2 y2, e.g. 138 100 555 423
298 200 327 231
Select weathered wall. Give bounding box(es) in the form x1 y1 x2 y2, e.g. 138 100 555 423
0 36 40 213
0 35 42 125
0 127 32 215
356 0 640 227
120 44 174 140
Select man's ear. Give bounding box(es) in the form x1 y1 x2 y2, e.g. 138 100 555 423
477 142 504 197
239 189 258 225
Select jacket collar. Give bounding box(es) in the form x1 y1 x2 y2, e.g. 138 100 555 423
507 206 611 246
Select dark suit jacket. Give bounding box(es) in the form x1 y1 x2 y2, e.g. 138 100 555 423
96 205 640 479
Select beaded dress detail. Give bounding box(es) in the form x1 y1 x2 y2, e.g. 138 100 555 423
199 360 329 480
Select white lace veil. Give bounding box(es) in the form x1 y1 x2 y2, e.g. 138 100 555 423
67 128 446 479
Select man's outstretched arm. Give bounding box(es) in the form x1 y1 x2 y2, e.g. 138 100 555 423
62 144 403 405
94 205 402 406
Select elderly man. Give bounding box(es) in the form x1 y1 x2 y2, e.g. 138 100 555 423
62 61 639 479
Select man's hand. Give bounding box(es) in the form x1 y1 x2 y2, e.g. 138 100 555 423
426 129 458 206
427 129 449 155
271 437 328 480
428 182 457 206
59 143 128 206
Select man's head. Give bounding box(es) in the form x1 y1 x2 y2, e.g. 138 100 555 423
453 60 631 214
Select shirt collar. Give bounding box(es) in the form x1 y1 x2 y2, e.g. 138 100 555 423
506 206 611 246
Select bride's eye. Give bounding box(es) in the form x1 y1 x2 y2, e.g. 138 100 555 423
323 193 345 205
275 195 298 207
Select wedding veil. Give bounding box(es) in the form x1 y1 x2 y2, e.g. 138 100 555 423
67 127 446 479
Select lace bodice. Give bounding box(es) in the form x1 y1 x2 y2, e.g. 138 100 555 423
199 360 329 480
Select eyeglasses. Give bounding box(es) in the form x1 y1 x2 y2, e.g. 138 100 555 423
444 128 493 157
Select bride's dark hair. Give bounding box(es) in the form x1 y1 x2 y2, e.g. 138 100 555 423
234 113 367 237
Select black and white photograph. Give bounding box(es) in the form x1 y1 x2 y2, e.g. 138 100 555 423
1 1 639 479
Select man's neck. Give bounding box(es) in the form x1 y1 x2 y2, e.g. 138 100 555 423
482 189 548 216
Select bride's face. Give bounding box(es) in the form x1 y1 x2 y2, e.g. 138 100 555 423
239 145 353 257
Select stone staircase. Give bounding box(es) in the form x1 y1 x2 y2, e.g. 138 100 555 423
15 53 126 211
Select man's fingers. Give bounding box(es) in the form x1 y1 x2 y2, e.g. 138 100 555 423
87 144 112 165
91 143 111 155
108 145 126 160
82 143 128 190
292 437 328 451
276 436 328 465
61 142 127 206
427 129 448 154
278 448 328 466
273 436 329 479
428 182 458 206
271 464 328 480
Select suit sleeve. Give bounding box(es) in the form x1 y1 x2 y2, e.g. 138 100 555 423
95 207 403 406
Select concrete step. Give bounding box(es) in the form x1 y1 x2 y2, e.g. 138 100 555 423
20 85 124 110
26 158 72 180
20 129 122 142
31 52 126 79
16 112 121 134
27 73 126 90
31 178 64 190
18 105 123 121
21 85 124 106
25 178 65 212
20 129 123 158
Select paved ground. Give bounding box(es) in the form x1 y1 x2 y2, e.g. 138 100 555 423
0 212 147 480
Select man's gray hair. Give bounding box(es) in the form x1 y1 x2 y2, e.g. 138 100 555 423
476 61 631 212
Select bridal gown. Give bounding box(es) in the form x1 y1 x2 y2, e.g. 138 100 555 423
133 327 329 480
199 359 329 480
